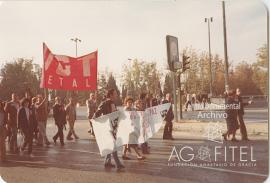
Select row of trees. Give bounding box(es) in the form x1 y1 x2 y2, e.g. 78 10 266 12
179 44 267 96
0 44 267 103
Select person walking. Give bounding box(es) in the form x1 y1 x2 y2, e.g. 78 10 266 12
35 95 50 146
162 93 174 140
0 100 7 162
93 89 125 170
18 98 34 156
52 97 66 146
86 93 97 136
66 97 79 140
236 88 252 141
222 90 239 142
122 96 145 161
4 93 20 153
185 93 193 111
31 97 38 144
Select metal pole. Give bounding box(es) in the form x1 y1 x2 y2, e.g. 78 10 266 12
172 71 178 122
178 73 183 119
222 1 229 93
75 41 78 58
207 19 213 97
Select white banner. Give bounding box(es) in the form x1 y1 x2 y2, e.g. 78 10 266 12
92 103 171 157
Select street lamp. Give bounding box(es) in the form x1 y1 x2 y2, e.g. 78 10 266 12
70 37 81 57
205 17 213 97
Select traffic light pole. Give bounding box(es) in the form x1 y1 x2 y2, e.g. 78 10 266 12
178 72 183 119
171 71 178 122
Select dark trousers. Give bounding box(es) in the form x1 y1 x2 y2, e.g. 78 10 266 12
238 114 248 139
105 151 122 167
163 121 173 139
21 128 33 154
8 126 18 152
0 127 7 161
53 124 64 144
141 142 149 154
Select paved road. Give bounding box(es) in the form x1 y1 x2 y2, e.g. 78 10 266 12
0 118 268 183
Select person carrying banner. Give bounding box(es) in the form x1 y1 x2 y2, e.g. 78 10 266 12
35 95 50 146
122 96 145 161
53 97 67 146
162 93 174 140
86 93 97 136
0 100 7 162
66 97 79 140
138 93 150 154
93 89 125 170
4 93 20 153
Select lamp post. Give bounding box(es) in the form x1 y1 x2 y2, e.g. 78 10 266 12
205 17 213 97
70 37 81 57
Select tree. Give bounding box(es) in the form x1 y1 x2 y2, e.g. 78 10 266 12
122 59 162 99
107 73 122 105
0 58 42 101
163 74 173 96
252 44 267 95
97 74 107 103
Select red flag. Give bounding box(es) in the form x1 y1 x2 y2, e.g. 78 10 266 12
40 43 97 90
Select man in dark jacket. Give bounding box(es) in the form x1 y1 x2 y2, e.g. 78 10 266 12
93 89 125 170
236 88 252 141
52 97 66 146
18 98 34 156
162 93 174 140
4 93 20 153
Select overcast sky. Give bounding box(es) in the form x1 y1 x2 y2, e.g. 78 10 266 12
0 0 268 76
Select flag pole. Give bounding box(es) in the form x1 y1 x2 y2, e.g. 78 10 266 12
43 43 48 111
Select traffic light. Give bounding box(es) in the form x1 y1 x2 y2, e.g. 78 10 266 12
182 55 190 72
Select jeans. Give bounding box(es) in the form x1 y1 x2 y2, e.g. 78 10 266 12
104 151 122 167
37 121 49 145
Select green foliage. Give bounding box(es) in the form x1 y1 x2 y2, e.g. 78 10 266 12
122 59 162 99
0 58 42 101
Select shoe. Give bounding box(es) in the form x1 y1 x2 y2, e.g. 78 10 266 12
122 156 131 160
104 163 116 168
28 154 34 158
46 142 51 146
117 164 125 171
74 135 79 140
137 156 146 160
242 138 250 141
231 138 239 142
66 137 73 141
